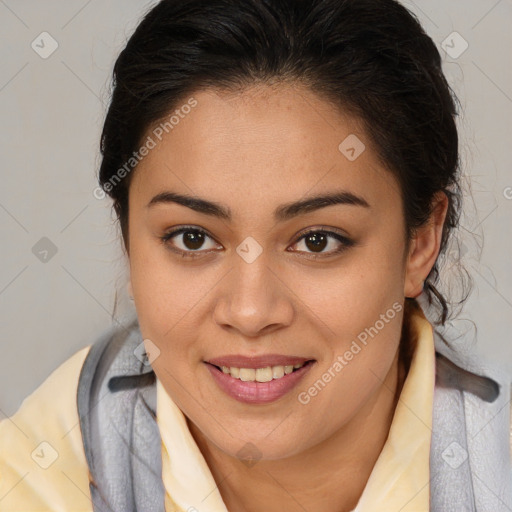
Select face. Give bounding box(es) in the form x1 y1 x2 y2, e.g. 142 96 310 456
127 82 426 460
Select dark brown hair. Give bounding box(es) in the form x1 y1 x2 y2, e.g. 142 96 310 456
98 0 469 326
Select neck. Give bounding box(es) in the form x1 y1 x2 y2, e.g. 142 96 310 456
188 346 408 512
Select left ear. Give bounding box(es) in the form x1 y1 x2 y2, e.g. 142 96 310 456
404 191 449 299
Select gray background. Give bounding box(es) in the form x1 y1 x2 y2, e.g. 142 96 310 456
1 0 511 417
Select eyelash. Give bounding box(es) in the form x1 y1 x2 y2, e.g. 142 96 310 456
159 225 355 260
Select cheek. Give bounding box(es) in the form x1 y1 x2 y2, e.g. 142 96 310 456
295 284 404 438
289 241 405 340
128 230 193 342
287 238 405 406
128 232 230 381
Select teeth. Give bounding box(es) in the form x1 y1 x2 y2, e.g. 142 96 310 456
272 366 284 379
218 362 307 382
239 368 255 381
255 367 273 382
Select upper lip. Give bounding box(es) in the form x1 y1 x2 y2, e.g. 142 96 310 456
206 354 314 369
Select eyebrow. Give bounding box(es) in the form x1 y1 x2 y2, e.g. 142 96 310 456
147 190 370 221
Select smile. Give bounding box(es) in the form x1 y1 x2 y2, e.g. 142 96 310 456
204 359 316 404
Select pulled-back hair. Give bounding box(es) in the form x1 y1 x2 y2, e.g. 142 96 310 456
98 0 469 326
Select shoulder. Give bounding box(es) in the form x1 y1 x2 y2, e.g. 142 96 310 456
0 345 93 511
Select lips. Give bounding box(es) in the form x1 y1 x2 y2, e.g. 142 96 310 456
205 357 314 405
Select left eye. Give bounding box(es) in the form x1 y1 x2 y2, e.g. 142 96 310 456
289 229 354 257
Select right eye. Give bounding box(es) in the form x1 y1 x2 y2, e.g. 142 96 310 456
160 226 222 258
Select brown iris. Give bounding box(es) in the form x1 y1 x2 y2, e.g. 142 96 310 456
304 232 328 253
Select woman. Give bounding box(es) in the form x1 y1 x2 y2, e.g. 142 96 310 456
1 0 511 510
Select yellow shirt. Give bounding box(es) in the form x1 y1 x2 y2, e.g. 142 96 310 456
0 305 442 511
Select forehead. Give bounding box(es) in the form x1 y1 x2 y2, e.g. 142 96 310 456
129 83 401 217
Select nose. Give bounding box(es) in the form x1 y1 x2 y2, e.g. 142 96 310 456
212 252 294 339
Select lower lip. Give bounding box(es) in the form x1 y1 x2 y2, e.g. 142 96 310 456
205 362 315 404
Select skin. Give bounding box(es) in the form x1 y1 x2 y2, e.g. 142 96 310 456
126 82 448 512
